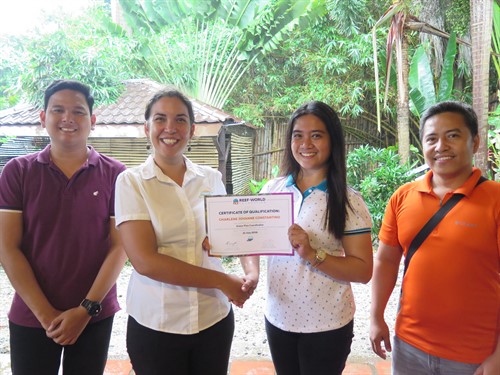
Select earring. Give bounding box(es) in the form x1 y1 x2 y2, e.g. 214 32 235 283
187 141 192 152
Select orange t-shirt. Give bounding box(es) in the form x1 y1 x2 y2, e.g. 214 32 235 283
379 168 500 363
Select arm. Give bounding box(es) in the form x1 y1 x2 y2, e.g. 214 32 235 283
289 223 373 283
118 220 249 306
46 218 127 345
0 212 59 329
369 241 402 359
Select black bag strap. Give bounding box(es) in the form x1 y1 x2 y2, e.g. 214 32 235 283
403 176 487 276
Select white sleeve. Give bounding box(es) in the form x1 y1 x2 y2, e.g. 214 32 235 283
114 171 151 227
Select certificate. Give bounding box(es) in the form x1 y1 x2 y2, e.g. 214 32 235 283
205 193 294 256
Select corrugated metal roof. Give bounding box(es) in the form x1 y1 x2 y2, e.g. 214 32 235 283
0 79 247 137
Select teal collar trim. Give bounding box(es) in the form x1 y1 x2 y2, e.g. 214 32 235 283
285 175 327 198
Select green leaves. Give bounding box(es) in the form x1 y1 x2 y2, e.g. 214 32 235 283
438 32 456 102
347 145 419 238
408 45 435 116
408 32 457 118
248 165 279 194
117 0 326 108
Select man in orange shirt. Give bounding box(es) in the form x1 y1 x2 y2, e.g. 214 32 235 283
370 101 500 375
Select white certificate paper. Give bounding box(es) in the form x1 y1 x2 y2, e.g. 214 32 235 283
205 193 294 256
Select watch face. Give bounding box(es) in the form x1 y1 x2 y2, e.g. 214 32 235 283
82 299 102 317
89 303 102 316
317 249 327 261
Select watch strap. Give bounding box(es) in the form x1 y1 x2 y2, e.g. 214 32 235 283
80 298 102 317
312 249 326 267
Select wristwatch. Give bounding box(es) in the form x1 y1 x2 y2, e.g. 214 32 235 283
80 299 102 317
312 249 327 267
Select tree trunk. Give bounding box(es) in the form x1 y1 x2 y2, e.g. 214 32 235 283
471 0 492 175
397 35 411 163
417 0 446 76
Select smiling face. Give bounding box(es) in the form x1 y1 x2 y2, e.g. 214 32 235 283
145 96 195 167
40 89 95 149
290 114 331 178
422 111 479 185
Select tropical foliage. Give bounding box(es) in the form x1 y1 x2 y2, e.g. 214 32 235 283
249 165 279 194
347 145 419 238
3 4 131 107
225 0 394 139
0 0 487 167
488 108 500 180
0 36 25 109
117 0 327 108
487 0 500 180
408 32 459 118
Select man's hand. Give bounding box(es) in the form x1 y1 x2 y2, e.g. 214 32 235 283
46 308 91 345
370 318 392 360
474 350 500 375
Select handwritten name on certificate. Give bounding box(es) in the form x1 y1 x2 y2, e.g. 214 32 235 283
205 193 294 257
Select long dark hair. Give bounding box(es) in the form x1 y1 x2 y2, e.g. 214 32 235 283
281 101 349 239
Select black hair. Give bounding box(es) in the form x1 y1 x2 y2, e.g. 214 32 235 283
44 80 94 114
144 89 194 124
282 101 349 239
420 101 478 140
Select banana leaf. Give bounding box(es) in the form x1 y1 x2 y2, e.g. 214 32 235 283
437 32 456 102
408 45 435 116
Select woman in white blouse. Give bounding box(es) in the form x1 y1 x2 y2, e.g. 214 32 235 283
260 101 373 375
114 89 259 375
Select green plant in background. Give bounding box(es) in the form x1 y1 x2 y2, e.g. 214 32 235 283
249 165 279 194
0 136 15 145
347 145 419 240
408 32 458 118
118 0 326 109
488 105 500 181
488 0 500 181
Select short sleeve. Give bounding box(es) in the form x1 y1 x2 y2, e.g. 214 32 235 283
377 191 400 247
0 159 23 211
345 189 372 235
114 170 151 226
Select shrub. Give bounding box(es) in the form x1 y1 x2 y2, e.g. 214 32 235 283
347 145 420 241
249 165 279 194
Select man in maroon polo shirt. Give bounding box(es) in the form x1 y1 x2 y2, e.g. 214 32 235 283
0 80 127 374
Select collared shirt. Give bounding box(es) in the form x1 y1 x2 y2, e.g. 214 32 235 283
379 168 500 363
260 176 372 333
0 145 125 327
115 155 230 334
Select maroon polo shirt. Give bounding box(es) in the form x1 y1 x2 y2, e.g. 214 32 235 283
0 145 126 327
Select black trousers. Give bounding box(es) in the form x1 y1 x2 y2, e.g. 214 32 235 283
9 316 114 375
265 318 354 375
127 309 234 375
